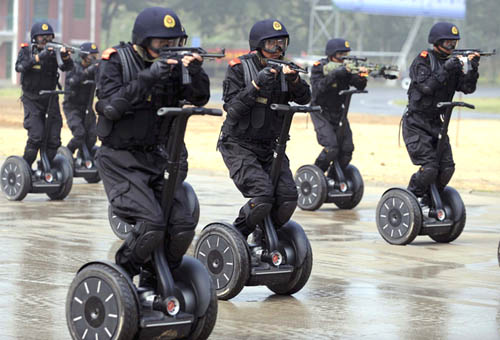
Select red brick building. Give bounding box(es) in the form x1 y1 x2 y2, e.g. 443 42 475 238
0 0 102 85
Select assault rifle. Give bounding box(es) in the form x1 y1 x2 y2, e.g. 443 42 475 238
451 48 496 70
45 41 87 67
159 46 225 84
265 58 308 92
323 56 399 80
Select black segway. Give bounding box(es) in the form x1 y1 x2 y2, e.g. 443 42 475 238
1 90 73 201
58 80 100 184
66 106 220 340
376 101 474 245
295 89 366 211
194 104 319 300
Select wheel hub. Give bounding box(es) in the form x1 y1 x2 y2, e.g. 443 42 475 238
388 208 402 227
300 182 312 195
84 296 105 328
207 250 224 275
7 172 16 186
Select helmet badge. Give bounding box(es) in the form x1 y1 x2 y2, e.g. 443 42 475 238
345 41 350 48
91 43 97 49
164 15 176 28
41 23 49 31
273 21 282 31
451 26 459 35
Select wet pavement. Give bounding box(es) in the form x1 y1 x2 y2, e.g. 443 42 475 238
1 171 500 339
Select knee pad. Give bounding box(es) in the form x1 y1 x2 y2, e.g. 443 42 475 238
129 221 165 263
438 166 455 189
338 153 352 169
418 166 439 187
324 146 339 163
243 197 274 228
165 229 195 267
314 149 330 172
271 198 297 226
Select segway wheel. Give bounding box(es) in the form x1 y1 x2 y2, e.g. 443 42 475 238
57 146 74 172
428 186 466 243
333 164 364 209
376 188 422 245
294 165 327 211
0 156 32 201
84 146 101 184
108 204 134 240
267 239 313 295
66 264 138 340
46 154 73 200
195 223 250 300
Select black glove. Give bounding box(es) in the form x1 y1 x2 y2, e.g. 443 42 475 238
470 55 480 71
255 67 276 89
444 57 462 72
187 58 203 76
139 60 170 83
285 71 299 83
60 49 70 59
37 48 53 62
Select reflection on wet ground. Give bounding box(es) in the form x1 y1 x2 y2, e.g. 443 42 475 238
1 171 499 339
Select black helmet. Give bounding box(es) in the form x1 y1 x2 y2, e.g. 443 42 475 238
428 22 460 44
325 38 351 57
79 42 99 59
249 19 289 52
180 25 188 46
30 22 55 43
132 7 184 46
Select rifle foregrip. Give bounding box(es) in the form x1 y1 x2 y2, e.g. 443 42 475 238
182 65 191 85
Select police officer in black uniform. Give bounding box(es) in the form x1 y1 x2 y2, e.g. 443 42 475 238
15 22 73 167
218 19 311 238
95 7 210 278
403 22 479 202
63 42 100 155
310 38 367 174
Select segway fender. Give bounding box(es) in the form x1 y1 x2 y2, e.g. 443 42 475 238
77 260 140 309
277 220 309 267
381 187 418 201
182 182 200 225
441 186 464 223
172 256 212 317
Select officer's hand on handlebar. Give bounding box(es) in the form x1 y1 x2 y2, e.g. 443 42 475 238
444 57 463 72
183 53 203 75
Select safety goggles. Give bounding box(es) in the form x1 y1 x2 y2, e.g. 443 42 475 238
157 37 182 48
262 37 289 53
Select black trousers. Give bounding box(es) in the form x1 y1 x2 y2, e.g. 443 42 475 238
21 95 62 166
310 111 354 172
96 145 195 274
63 105 97 154
402 111 455 197
218 135 297 235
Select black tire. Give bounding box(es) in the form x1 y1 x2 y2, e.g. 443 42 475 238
376 188 422 245
184 280 218 340
266 238 313 295
84 146 101 184
47 154 73 200
1 156 32 201
66 264 138 340
108 204 134 240
333 164 364 209
195 223 250 300
294 164 327 211
428 186 466 243
57 146 74 172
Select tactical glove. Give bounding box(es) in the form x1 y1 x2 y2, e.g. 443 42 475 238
444 57 462 72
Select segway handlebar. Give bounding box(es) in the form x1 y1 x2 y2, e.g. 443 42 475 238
39 90 71 96
270 104 322 113
157 106 223 118
436 101 475 110
339 89 368 96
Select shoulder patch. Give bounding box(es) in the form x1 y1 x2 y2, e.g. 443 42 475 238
101 48 117 60
229 58 241 67
420 50 428 58
20 43 29 48
313 61 321 67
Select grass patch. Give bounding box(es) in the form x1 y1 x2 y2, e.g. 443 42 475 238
393 98 500 114
0 87 21 98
